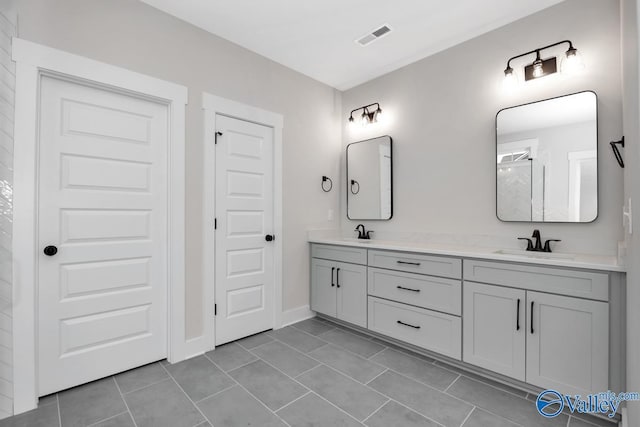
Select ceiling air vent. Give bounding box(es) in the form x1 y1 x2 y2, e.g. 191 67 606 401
356 24 392 47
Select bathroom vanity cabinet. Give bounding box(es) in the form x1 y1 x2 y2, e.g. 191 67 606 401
309 241 624 397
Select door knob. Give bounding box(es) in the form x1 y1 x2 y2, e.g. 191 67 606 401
265 235 275 242
43 246 58 256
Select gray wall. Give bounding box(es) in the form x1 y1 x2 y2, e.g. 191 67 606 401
341 0 624 256
15 0 343 339
622 0 640 423
0 0 16 419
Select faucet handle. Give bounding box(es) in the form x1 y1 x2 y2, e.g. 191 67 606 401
365 231 374 240
518 237 534 251
543 239 561 253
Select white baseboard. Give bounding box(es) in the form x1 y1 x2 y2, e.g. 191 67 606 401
281 305 315 328
182 335 210 361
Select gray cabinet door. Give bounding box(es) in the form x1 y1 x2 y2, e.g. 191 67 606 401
311 258 337 317
335 261 368 327
463 282 526 381
526 291 608 396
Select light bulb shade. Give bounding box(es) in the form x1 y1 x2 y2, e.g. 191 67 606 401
561 48 585 75
532 60 544 78
503 67 518 90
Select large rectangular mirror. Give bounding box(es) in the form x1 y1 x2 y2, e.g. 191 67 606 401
347 135 393 220
496 91 598 223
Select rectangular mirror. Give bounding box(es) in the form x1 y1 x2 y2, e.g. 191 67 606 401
347 135 393 220
496 91 598 223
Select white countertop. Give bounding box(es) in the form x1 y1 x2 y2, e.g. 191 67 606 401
308 236 625 272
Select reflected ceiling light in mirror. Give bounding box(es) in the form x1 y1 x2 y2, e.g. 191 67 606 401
503 40 583 88
348 103 383 129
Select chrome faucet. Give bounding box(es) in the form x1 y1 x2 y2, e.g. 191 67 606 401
354 224 374 240
518 229 561 253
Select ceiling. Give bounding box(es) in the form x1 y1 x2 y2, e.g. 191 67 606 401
140 0 565 90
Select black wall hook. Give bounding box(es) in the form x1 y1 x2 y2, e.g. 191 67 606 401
610 136 625 168
321 176 333 192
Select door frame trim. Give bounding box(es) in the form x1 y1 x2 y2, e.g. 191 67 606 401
200 93 284 353
11 38 188 414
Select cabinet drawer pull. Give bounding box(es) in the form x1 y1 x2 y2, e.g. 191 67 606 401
331 267 335 287
397 320 421 329
336 268 341 288
516 298 520 331
397 286 420 293
397 261 421 266
530 301 534 334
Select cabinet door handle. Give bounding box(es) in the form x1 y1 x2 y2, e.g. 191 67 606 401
397 286 420 293
336 268 340 288
397 320 420 329
530 301 534 334
516 298 520 331
331 267 335 287
397 260 421 266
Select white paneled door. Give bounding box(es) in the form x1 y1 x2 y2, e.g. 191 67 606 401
37 76 169 395
215 115 274 345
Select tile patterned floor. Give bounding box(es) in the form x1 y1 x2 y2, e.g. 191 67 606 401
0 317 617 427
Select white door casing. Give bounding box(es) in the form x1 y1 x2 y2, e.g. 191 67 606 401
37 76 169 395
12 39 187 413
214 115 274 345
202 93 283 353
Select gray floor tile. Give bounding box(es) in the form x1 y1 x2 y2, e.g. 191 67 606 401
370 348 458 390
251 341 320 377
236 331 274 349
291 318 336 336
434 360 528 398
165 355 235 402
308 344 386 383
115 362 168 393
319 329 385 358
269 326 327 353
0 402 59 427
124 379 204 427
569 416 617 427
197 385 287 427
462 408 519 427
369 371 472 427
365 401 439 427
276 393 362 427
297 365 387 421
228 360 307 411
447 376 568 427
91 412 135 427
205 342 257 372
59 377 127 427
37 394 58 407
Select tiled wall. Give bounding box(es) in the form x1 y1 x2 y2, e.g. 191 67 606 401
0 5 16 420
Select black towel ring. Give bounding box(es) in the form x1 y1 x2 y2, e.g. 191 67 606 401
350 179 360 195
321 176 333 192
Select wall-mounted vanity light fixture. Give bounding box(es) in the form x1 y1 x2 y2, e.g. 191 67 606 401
504 40 584 88
348 103 383 128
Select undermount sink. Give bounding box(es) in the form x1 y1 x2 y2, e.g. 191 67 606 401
493 249 575 260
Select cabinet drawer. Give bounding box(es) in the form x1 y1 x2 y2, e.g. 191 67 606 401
368 250 462 279
368 297 461 360
463 260 609 301
368 268 461 315
311 244 367 265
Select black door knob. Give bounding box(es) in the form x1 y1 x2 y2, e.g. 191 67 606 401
265 235 274 242
43 246 58 256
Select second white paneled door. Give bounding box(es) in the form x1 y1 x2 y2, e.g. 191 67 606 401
38 76 169 395
215 115 275 345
